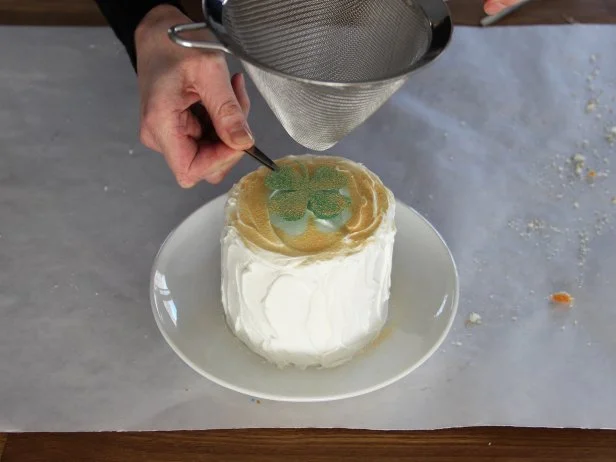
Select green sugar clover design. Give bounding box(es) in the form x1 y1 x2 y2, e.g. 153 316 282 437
265 163 351 222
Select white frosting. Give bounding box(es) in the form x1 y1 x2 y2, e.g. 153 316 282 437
221 172 396 369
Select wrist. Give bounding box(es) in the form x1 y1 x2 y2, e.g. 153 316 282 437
135 4 189 51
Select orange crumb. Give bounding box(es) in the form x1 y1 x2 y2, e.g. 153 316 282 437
587 170 597 179
550 291 574 306
256 400 261 404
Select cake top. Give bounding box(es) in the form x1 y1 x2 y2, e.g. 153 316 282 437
226 155 392 257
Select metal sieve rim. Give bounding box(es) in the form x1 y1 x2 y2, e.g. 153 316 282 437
202 0 453 87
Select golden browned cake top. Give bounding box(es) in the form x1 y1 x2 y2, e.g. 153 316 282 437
225 155 392 258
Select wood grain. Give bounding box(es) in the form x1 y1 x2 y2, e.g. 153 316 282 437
0 0 104 26
3 428 616 462
0 434 6 461
0 0 615 26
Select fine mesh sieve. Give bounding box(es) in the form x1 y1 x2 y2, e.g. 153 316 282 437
169 0 452 151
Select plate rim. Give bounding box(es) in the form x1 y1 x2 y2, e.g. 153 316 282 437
150 195 459 402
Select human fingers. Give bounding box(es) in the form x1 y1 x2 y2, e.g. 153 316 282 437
195 56 254 152
484 0 519 15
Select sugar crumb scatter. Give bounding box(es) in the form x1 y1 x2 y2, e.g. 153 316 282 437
504 54 613 329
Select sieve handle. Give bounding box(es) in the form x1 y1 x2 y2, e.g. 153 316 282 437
168 23 231 54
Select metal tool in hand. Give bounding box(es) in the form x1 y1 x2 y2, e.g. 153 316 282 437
169 0 452 152
189 103 278 172
481 0 535 27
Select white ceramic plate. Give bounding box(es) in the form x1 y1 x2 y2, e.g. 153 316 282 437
151 196 458 402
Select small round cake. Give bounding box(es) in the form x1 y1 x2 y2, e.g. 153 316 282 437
221 155 396 368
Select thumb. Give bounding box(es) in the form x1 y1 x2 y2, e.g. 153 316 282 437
197 65 254 151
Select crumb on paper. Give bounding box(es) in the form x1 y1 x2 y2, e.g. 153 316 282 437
585 99 597 113
550 291 574 307
606 126 616 144
611 197 616 205
466 312 482 326
451 341 463 347
128 149 134 155
103 185 109 192
572 154 586 177
573 201 580 209
586 169 607 183
578 231 590 267
590 54 597 63
511 316 518 322
527 219 545 231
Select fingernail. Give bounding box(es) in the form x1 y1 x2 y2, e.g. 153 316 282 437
210 172 224 185
229 122 254 147
178 179 196 189
485 1 506 14
211 152 243 176
239 73 247 92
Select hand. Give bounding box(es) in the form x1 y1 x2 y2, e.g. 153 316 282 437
484 0 520 15
135 5 253 187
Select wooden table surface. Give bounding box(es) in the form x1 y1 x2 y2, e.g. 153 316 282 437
1 428 616 461
0 0 615 26
2 0 616 460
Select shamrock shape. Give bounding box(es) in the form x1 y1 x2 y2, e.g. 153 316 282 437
265 164 351 221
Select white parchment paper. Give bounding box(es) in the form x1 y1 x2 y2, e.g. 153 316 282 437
1 25 615 431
